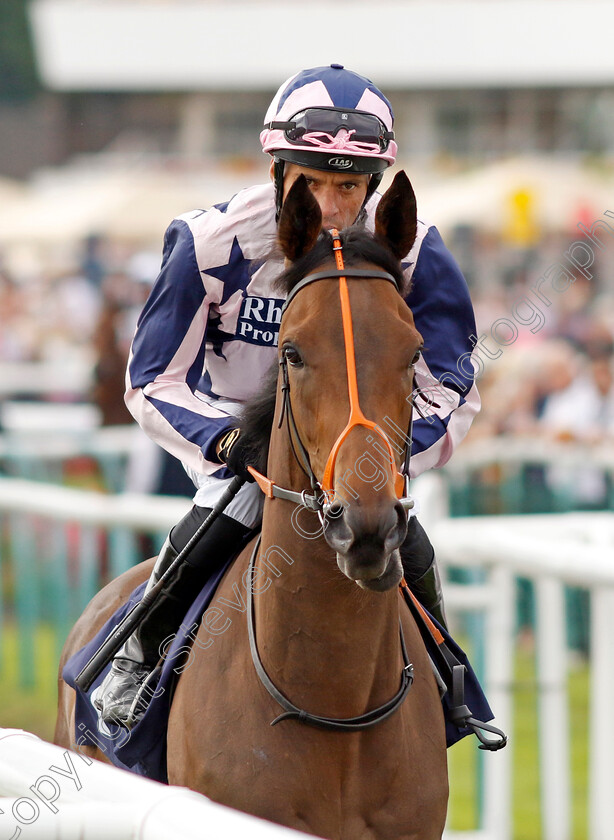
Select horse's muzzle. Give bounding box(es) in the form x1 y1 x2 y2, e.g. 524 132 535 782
323 500 407 591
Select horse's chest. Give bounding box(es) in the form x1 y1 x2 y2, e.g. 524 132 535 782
166 567 447 839
170 695 444 839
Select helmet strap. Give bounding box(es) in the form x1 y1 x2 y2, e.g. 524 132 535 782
273 158 285 222
364 171 383 207
354 172 384 225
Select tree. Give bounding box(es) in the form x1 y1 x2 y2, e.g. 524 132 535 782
0 1 40 102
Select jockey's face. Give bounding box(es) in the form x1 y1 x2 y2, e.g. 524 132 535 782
274 161 370 231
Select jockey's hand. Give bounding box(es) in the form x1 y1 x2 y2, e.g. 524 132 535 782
216 428 255 483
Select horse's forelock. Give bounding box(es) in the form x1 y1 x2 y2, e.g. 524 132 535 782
243 229 408 468
273 227 407 296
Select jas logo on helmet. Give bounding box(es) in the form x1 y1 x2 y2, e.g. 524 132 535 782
328 157 353 169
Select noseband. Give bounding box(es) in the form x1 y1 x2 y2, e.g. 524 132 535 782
248 230 415 515
246 231 417 733
245 234 507 745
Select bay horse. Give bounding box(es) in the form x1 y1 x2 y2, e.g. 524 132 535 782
56 171 448 839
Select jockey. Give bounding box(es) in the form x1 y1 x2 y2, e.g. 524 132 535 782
95 64 480 729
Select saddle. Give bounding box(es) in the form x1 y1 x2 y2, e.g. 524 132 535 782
63 556 504 784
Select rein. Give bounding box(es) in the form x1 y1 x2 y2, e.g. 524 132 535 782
246 536 415 732
241 232 506 747
244 232 417 732
248 230 414 513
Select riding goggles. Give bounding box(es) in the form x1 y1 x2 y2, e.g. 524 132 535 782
266 107 394 154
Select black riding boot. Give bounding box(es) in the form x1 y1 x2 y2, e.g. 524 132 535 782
94 506 251 729
399 516 448 630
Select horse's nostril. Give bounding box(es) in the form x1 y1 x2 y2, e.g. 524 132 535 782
326 502 345 519
323 502 353 553
394 500 408 531
382 501 408 552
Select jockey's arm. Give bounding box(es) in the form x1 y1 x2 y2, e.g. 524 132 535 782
403 223 480 477
125 218 235 478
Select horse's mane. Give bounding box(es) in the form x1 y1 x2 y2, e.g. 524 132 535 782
273 227 407 296
236 360 279 475
238 226 407 471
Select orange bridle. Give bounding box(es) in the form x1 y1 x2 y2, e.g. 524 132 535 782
249 230 408 509
320 230 405 498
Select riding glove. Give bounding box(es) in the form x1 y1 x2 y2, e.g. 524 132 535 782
217 428 255 482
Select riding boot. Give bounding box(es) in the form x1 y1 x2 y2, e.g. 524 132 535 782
399 516 448 631
94 507 251 729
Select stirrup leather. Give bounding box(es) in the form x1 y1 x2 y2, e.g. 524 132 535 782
399 579 507 751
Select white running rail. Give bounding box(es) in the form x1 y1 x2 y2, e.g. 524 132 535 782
0 728 314 839
0 474 612 840
421 474 614 840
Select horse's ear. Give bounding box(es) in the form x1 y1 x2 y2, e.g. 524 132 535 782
374 170 417 260
277 174 322 261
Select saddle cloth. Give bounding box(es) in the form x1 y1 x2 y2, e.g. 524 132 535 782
63 560 494 784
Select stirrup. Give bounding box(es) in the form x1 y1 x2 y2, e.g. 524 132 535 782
446 664 507 751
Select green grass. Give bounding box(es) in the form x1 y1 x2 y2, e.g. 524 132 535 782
0 623 590 839
448 644 590 839
0 622 58 742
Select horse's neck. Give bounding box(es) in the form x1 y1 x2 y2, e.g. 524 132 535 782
255 508 403 718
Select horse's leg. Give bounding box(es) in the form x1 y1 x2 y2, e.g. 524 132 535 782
53 559 156 755
168 550 448 840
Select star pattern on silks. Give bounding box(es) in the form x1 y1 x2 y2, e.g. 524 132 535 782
206 310 235 360
203 236 264 305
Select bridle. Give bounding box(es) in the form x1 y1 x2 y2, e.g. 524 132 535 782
248 229 416 517
246 534 414 732
246 230 418 732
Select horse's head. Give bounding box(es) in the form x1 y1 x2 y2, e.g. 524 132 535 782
272 171 423 592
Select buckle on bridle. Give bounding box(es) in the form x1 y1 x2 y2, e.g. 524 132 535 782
317 489 341 525
400 496 415 512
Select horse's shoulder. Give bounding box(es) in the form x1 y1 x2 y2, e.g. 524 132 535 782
398 588 434 668
212 536 256 593
186 538 256 660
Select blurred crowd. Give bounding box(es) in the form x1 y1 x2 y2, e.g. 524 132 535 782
469 265 614 445
458 227 614 511
0 236 199 497
0 236 157 417
1 222 613 507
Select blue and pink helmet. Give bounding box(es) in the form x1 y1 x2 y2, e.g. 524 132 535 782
261 64 397 215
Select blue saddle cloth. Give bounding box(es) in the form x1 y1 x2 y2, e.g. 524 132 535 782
63 561 494 784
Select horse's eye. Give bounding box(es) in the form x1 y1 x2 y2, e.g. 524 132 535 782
410 347 423 367
283 345 304 368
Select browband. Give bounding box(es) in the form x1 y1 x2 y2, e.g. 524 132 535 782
281 268 399 314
